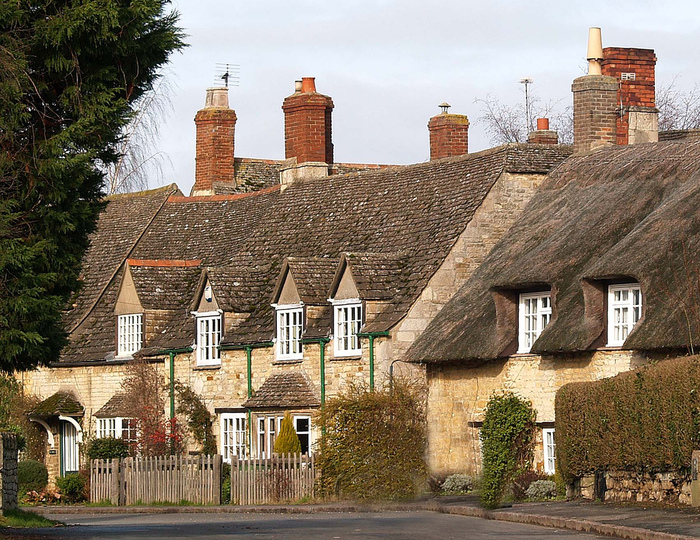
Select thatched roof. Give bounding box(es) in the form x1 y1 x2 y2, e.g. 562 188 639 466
407 140 700 364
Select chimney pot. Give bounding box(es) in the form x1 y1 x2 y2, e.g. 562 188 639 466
536 118 549 131
294 80 303 93
204 87 230 108
587 27 604 75
301 77 316 93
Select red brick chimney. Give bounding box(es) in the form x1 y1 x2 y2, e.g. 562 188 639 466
602 47 658 145
428 103 469 160
192 87 236 196
528 118 559 145
282 77 334 165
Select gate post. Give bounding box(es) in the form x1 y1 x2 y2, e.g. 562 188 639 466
0 432 19 513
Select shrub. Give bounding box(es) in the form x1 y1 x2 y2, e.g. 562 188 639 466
18 460 48 495
441 474 473 494
317 379 427 501
175 383 216 455
274 413 301 454
480 392 536 509
56 473 87 503
85 437 130 460
555 355 700 480
511 470 548 501
525 480 557 500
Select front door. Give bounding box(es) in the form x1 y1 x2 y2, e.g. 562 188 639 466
60 421 80 475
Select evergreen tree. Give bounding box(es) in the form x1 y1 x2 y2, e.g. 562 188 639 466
0 0 184 372
274 413 301 455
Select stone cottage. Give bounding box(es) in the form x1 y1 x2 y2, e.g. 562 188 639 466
406 30 700 476
22 76 569 480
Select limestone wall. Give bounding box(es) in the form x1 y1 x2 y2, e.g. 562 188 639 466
389 171 548 367
425 350 652 476
1 432 19 512
577 470 691 505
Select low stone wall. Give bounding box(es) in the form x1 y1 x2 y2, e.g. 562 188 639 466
577 469 691 505
0 432 19 512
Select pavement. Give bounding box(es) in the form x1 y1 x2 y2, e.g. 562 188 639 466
24 495 700 540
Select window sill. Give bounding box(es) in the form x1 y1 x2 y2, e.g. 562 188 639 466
273 358 303 365
330 354 363 361
194 364 221 370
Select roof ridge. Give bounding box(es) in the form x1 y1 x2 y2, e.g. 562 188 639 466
105 183 181 201
128 259 202 268
168 184 280 203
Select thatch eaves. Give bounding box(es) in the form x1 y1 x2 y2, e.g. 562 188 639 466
406 140 700 364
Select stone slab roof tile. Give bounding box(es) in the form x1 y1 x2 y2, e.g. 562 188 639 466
243 371 320 409
30 391 83 417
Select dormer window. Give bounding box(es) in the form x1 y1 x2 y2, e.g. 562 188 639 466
607 283 642 346
276 305 303 360
333 300 362 357
196 312 222 366
117 314 143 357
517 292 551 353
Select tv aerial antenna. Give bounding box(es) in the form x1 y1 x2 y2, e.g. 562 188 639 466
214 63 240 88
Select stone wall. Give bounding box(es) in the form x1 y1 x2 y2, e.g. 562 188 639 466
577 469 691 505
0 432 19 512
425 349 656 476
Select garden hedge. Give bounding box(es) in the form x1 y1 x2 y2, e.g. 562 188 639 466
555 355 700 480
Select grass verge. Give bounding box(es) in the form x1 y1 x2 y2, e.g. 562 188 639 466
0 508 59 528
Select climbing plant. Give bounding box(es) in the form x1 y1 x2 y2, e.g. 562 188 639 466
480 392 536 509
175 383 216 455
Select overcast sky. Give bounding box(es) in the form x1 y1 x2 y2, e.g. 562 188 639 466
152 0 700 195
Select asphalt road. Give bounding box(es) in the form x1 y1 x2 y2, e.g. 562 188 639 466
6 511 608 539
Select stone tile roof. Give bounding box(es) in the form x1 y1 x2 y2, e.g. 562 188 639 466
94 394 130 418
243 371 320 409
65 184 180 332
58 144 570 361
30 391 83 417
272 257 339 305
407 140 700 364
129 261 202 310
336 252 410 301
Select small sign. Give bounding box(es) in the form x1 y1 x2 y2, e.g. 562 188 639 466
49 449 57 455
621 72 636 81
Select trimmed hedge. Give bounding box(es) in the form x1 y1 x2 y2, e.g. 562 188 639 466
555 355 700 480
85 437 130 460
18 460 48 494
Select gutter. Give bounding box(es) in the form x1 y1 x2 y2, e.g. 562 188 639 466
356 331 390 391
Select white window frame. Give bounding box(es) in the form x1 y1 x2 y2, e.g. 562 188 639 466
543 428 556 475
517 291 552 353
275 304 304 360
96 417 137 444
221 412 247 463
195 311 222 366
117 313 143 357
293 415 312 456
607 283 642 347
332 299 363 357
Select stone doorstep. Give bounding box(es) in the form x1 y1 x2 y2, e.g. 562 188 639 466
30 500 699 540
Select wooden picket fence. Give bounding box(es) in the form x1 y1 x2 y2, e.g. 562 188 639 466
91 455 222 505
231 453 317 505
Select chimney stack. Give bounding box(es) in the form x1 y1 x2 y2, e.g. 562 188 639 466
192 87 237 196
602 47 658 145
282 77 334 166
428 103 469 160
528 118 559 145
572 28 618 154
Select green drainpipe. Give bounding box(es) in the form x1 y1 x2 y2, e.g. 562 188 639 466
219 341 273 455
156 347 193 420
357 331 390 391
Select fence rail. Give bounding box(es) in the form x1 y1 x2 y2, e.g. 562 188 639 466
231 453 317 505
91 455 222 505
